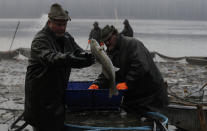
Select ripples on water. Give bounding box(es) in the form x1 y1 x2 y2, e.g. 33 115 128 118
65 110 164 128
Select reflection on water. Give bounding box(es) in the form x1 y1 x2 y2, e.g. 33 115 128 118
65 110 163 128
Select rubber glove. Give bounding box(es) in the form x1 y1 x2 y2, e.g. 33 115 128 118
67 50 86 65
79 52 96 66
88 84 99 89
83 52 95 60
116 82 128 90
67 50 95 68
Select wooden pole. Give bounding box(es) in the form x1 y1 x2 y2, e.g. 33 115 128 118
196 104 207 131
9 21 20 51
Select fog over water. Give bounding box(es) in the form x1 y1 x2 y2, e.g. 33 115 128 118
1 17 207 57
0 0 207 20
0 0 207 56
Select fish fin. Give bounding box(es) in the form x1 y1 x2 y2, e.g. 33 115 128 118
114 87 119 96
109 82 119 98
114 67 120 72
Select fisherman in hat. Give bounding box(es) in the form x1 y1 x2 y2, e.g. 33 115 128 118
24 3 95 131
120 19 134 37
89 25 169 114
88 21 102 47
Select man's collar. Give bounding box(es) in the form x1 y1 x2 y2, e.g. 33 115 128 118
114 34 122 50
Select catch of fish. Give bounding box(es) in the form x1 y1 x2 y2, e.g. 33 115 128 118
90 39 119 98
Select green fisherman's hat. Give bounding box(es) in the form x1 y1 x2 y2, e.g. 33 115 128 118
48 3 71 21
101 25 117 42
93 21 98 26
123 19 129 24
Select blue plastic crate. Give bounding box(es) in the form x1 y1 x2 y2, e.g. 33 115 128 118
65 90 94 111
67 81 93 90
65 81 124 111
93 90 123 110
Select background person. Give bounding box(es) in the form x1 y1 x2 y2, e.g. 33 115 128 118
120 19 134 37
89 25 169 114
88 21 102 44
24 3 95 131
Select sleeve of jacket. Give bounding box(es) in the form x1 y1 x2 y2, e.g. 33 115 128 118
66 33 91 68
129 26 134 37
31 38 70 67
125 40 150 86
120 28 126 35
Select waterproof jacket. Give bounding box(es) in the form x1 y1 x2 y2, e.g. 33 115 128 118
120 25 133 37
93 35 169 111
89 27 102 43
24 24 84 129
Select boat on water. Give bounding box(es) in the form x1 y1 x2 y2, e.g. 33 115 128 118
185 57 207 66
154 51 207 66
162 104 207 131
0 48 30 60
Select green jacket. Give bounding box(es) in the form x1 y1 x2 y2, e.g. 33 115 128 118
94 35 168 112
24 24 84 129
120 25 133 37
89 27 102 43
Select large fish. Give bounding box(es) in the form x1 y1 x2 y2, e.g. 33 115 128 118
90 39 119 98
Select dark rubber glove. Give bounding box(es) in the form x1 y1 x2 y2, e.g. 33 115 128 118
67 51 95 68
83 52 95 67
78 52 95 66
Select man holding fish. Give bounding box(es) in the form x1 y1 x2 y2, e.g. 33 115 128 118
89 25 169 114
24 3 95 131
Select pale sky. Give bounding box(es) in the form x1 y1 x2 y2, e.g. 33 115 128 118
0 0 207 20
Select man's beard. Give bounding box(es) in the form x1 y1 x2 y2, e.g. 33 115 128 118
56 32 65 37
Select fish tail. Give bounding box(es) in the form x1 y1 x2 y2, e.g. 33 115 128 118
109 82 119 98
